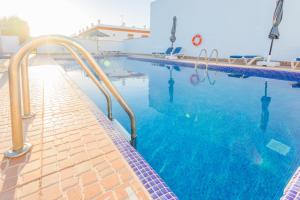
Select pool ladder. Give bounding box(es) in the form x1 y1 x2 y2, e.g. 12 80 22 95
195 48 219 70
5 35 137 158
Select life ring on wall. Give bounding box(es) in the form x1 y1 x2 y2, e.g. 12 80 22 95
190 74 200 86
192 34 203 47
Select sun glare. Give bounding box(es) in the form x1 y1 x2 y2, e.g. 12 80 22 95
0 0 89 36
0 0 152 37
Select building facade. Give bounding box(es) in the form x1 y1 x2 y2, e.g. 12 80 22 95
78 23 150 41
123 0 300 61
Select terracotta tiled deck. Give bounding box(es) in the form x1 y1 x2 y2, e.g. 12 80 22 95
0 57 151 199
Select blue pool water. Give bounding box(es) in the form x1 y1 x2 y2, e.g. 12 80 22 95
60 57 300 200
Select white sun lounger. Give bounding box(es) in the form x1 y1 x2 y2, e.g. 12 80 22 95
291 58 300 69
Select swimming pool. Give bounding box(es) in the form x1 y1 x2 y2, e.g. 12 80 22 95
60 57 300 200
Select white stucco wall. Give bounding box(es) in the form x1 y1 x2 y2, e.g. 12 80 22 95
0 36 20 54
123 37 153 54
124 0 300 61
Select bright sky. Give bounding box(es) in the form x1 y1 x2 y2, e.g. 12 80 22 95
0 0 153 36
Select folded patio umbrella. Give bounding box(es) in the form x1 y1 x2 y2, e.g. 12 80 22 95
170 16 177 48
267 0 284 62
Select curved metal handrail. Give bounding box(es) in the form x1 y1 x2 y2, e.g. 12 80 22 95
193 49 218 86
209 49 219 63
195 48 208 70
20 53 33 119
6 35 137 158
62 44 113 120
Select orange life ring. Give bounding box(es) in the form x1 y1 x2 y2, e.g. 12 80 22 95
192 34 203 47
190 74 200 86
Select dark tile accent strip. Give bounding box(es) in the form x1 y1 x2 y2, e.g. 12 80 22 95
128 56 300 82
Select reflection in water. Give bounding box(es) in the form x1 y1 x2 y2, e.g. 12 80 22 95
168 67 175 103
190 68 204 86
165 65 181 103
190 67 216 86
260 81 271 132
227 73 250 79
122 79 126 86
205 69 216 85
291 82 300 88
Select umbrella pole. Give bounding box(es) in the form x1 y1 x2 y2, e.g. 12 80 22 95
267 39 274 63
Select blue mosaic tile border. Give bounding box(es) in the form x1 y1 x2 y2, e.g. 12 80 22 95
92 110 178 200
128 56 300 82
281 167 300 200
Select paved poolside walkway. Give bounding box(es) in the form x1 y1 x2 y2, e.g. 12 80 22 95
0 56 151 199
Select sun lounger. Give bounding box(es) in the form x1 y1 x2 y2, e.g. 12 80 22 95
152 47 173 57
165 47 184 59
228 55 243 63
291 58 300 69
172 47 183 56
229 55 263 65
244 55 264 65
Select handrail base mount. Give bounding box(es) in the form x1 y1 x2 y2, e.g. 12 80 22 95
22 113 36 119
4 143 32 158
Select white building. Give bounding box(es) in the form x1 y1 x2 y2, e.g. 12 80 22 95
78 23 150 41
37 23 150 54
123 0 300 61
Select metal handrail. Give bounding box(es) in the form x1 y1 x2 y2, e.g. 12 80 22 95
21 53 34 119
21 49 113 121
62 44 112 120
193 49 218 85
5 35 137 158
209 49 219 63
195 48 208 70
